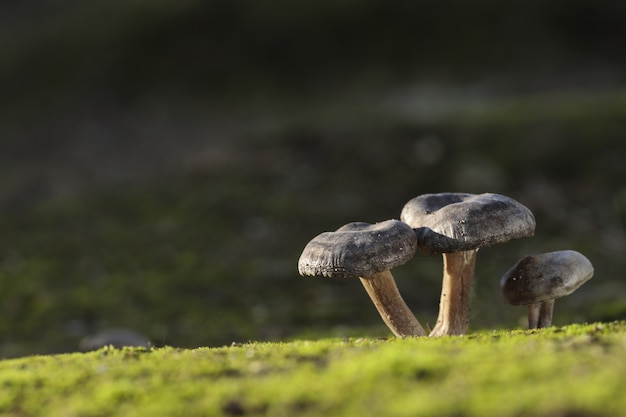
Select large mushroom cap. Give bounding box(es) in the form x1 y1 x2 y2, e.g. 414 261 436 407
298 220 417 278
400 192 536 254
500 250 594 306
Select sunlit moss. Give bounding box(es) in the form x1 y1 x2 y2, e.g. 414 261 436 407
0 322 623 416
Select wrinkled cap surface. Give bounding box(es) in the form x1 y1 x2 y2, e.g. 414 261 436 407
400 192 536 254
500 250 594 305
298 220 417 278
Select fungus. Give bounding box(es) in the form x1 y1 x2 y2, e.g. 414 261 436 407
401 192 535 336
500 250 594 329
298 220 426 337
79 328 151 351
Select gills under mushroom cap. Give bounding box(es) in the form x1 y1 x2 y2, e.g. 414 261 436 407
500 250 594 306
400 192 536 254
298 220 417 278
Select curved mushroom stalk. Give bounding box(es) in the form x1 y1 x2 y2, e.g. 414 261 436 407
359 271 427 337
429 249 477 337
527 299 555 329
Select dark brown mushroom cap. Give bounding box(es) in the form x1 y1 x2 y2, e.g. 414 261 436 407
500 250 594 305
298 220 417 278
400 192 536 254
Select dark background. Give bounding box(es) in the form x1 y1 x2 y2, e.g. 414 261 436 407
1 0 626 357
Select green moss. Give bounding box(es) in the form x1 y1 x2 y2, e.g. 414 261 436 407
0 322 623 416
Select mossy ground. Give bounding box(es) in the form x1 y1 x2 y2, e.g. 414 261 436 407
1 321 624 417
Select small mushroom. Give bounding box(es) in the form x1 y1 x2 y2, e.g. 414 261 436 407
401 192 536 336
298 220 426 337
79 328 151 351
500 250 594 329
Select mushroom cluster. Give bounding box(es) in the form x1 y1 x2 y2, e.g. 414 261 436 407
297 192 594 337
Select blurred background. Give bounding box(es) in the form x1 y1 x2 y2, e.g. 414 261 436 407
1 0 626 357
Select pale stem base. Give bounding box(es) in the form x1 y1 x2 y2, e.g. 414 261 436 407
359 270 427 337
429 249 478 337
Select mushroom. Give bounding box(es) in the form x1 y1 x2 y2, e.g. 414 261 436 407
400 192 536 336
500 250 594 329
79 328 151 351
298 219 426 337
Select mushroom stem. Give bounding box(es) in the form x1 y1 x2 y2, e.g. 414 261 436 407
429 249 477 337
538 299 555 328
527 303 541 329
527 299 555 329
359 270 427 337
